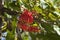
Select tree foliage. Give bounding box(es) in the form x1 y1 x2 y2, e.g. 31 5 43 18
0 0 60 40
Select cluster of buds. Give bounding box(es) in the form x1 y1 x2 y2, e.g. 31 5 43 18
17 9 40 32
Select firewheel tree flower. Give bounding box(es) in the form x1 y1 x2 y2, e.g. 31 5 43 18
17 9 40 32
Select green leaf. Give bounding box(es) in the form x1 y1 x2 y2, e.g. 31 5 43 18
41 22 54 33
9 1 20 11
49 13 57 21
33 6 42 13
6 31 15 40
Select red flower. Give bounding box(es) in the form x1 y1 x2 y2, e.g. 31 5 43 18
28 26 40 32
17 22 40 32
17 21 28 31
20 24 28 31
19 9 33 24
17 9 40 32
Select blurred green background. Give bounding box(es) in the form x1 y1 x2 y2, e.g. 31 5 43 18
0 0 60 40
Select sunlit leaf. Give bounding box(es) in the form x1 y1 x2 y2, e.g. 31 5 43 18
53 25 60 35
49 13 57 21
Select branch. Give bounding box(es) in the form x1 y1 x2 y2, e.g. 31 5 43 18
0 0 2 9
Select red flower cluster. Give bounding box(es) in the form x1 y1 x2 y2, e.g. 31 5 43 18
18 9 40 32
19 9 33 24
18 22 40 32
